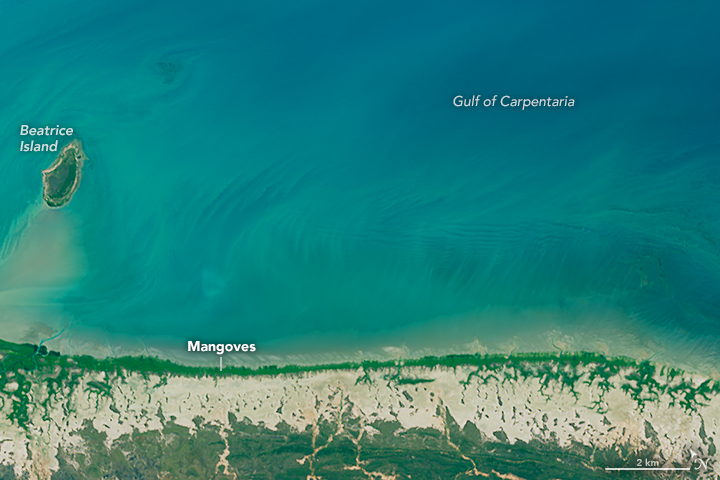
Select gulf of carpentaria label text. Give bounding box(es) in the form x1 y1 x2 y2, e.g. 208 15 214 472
453 95 575 110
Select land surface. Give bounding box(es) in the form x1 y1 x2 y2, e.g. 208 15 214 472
41 140 85 208
0 339 717 479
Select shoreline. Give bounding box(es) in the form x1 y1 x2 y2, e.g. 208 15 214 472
2 336 718 404
26 317 720 379
1 336 718 479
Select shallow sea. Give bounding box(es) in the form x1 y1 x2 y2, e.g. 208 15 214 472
0 0 719 370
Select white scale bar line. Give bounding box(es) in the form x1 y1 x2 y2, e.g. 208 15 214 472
605 467 691 471
220 357 223 371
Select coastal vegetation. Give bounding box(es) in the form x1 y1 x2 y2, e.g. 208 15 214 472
1 338 718 430
0 337 716 478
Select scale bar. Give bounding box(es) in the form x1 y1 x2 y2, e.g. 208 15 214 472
220 357 223 371
605 467 690 471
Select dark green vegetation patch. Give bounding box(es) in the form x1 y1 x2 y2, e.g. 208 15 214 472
0 338 715 479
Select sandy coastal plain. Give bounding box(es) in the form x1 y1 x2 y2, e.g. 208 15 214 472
0 347 717 479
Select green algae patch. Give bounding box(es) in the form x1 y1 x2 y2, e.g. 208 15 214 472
41 139 86 208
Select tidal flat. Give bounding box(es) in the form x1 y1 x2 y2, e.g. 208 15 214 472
0 339 717 479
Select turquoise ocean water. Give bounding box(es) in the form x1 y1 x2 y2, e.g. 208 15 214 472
1 0 719 368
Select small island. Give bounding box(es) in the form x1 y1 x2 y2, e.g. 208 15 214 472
41 139 86 208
